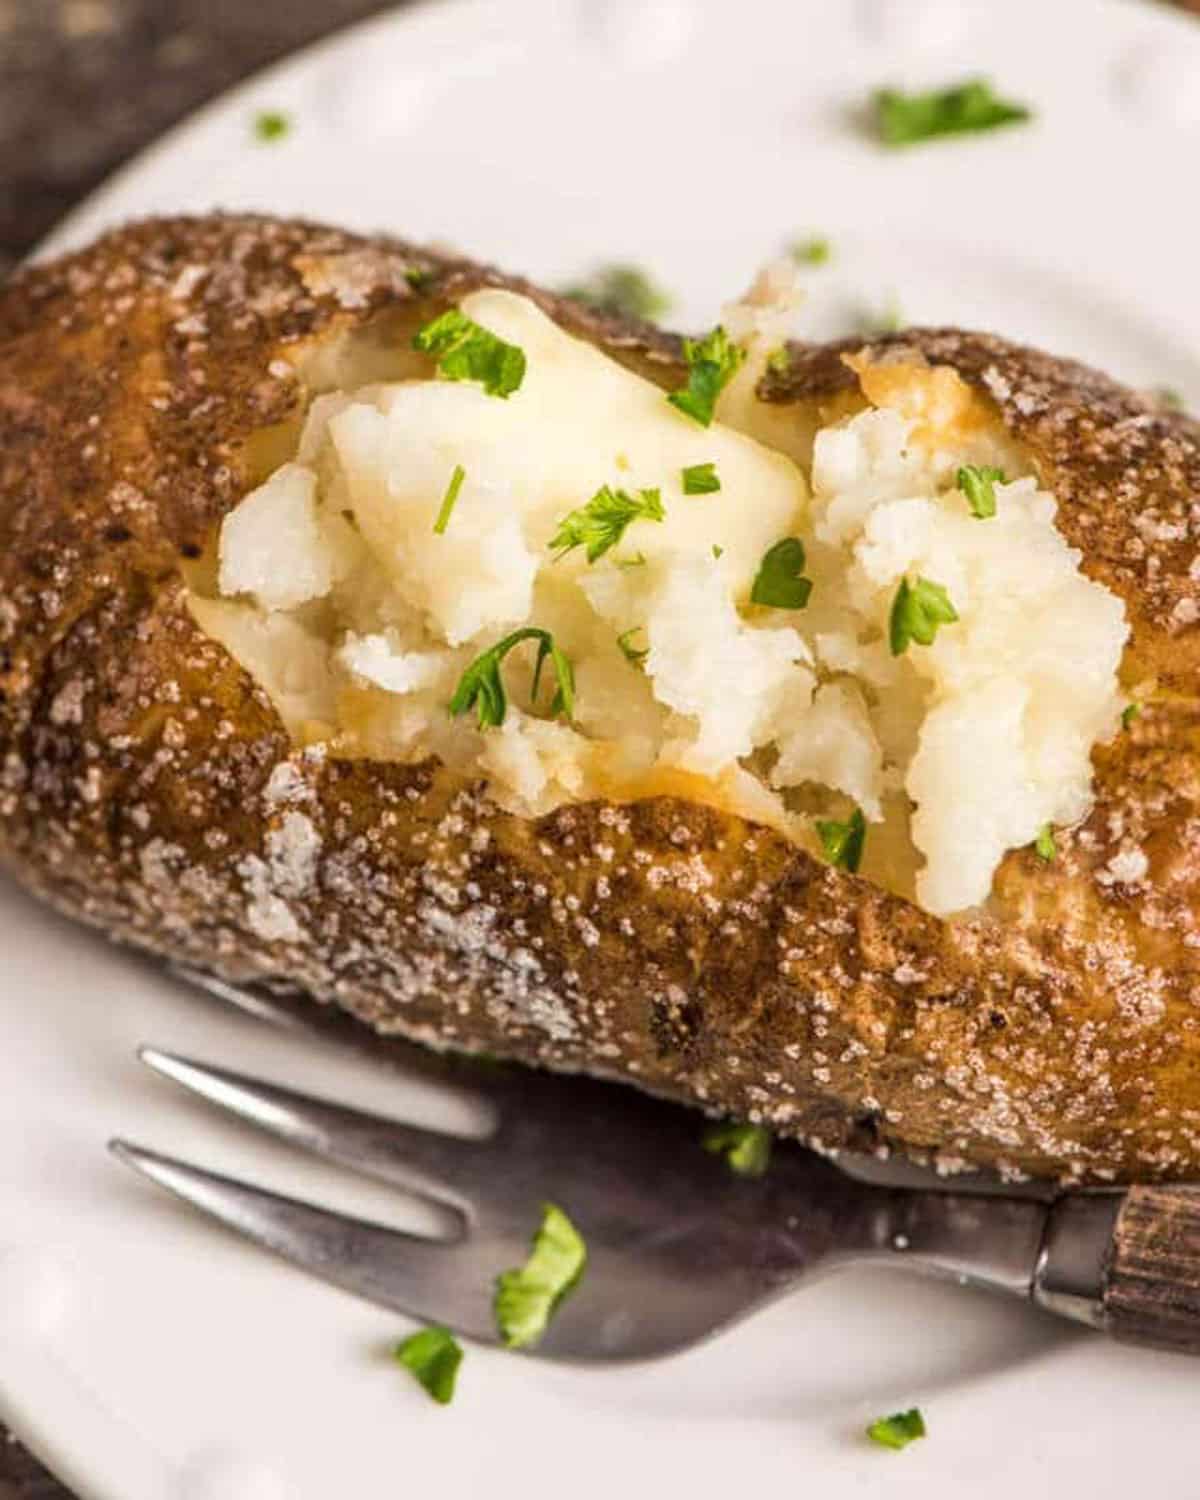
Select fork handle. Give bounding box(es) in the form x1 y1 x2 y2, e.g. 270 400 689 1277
1033 1186 1200 1354
1102 1185 1200 1354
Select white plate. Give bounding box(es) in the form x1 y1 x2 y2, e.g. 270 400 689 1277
7 1 1200 1495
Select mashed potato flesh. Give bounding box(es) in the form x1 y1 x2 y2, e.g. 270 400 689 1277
192 288 1130 916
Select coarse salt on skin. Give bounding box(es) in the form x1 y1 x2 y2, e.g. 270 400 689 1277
1099 847 1150 886
266 811 322 895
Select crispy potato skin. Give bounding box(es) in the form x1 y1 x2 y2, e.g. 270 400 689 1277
3 215 1200 1184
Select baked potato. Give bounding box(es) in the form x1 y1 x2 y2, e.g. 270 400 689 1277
2 213 1199 1184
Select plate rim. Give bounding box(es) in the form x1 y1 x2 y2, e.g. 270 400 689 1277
7 1 1200 1495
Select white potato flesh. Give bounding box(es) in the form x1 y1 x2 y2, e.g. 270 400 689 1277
335 631 447 694
198 290 1129 917
772 680 884 820
831 474 1128 911
187 596 336 734
217 464 343 612
643 556 813 775
328 393 538 646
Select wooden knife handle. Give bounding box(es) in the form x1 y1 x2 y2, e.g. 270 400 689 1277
1102 1185 1200 1354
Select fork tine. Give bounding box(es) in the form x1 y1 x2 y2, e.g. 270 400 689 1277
138 1047 494 1213
108 1139 499 1343
165 962 507 1105
165 964 314 1032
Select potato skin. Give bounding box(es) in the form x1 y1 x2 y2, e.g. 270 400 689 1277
3 214 1200 1184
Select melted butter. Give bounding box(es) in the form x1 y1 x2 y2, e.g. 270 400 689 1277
844 352 997 453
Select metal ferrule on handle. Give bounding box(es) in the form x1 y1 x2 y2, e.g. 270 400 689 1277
1030 1192 1123 1328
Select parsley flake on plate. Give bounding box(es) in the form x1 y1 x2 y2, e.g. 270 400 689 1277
956 464 1006 519
889 576 958 656
702 1121 772 1178
816 806 867 874
791 235 832 266
563 263 672 322
413 308 527 398
550 485 665 564
874 79 1032 147
617 627 649 667
668 326 745 427
253 110 291 142
449 628 574 729
712 544 724 560
1122 702 1141 730
750 537 813 610
682 462 721 496
393 1326 463 1406
867 1408 926 1450
494 1204 587 1350
433 464 466 534
1035 823 1057 862
861 291 904 336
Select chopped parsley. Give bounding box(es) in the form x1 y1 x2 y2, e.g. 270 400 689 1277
766 346 791 375
413 308 526 398
712 544 724 559
494 1204 587 1350
867 1408 926 1450
253 110 291 142
682 462 721 495
862 291 904 335
791 235 832 266
563 263 672 322
874 80 1032 147
703 1121 772 1178
956 464 1006 519
617 627 649 667
433 463 466 534
889 577 958 656
449 628 574 728
404 266 433 292
1035 824 1056 862
668 326 745 427
816 807 867 874
1122 702 1141 730
750 537 813 610
393 1326 462 1405
550 485 665 564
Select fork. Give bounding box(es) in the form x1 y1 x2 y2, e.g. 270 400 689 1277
110 965 1200 1360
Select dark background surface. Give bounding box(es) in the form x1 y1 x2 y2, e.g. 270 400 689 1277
1 0 1199 1494
0 0 398 277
